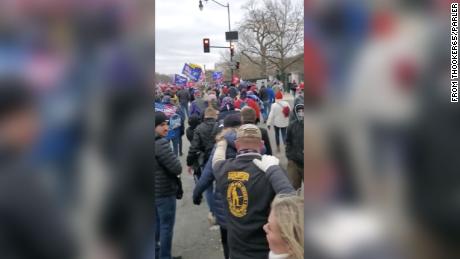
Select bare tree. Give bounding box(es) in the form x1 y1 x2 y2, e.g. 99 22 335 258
264 0 304 85
235 0 303 84
237 0 276 78
218 0 304 83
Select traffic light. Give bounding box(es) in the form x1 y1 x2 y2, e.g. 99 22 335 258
203 38 210 53
230 44 234 56
236 62 240 69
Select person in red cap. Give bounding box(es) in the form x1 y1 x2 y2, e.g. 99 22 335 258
235 91 261 123
293 82 304 109
275 91 283 100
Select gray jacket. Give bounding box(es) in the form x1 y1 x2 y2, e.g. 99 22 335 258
154 136 182 198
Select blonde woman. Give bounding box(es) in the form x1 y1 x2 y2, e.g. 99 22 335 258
264 194 304 259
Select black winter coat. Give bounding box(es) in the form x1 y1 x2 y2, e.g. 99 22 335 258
286 119 304 166
154 136 182 198
101 109 156 259
177 89 190 105
260 127 273 156
0 154 76 259
186 127 194 143
186 118 216 167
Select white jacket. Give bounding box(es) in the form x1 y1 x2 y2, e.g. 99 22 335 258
267 100 291 128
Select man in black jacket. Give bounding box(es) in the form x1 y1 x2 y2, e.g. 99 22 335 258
186 107 218 176
176 86 190 118
186 107 218 219
286 104 304 190
212 124 294 259
154 111 182 259
0 78 76 259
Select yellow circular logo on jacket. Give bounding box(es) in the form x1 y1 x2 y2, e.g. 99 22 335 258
227 181 249 218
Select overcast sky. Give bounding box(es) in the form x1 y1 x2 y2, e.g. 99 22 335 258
155 0 248 75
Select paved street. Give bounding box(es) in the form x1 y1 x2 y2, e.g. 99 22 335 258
172 93 295 259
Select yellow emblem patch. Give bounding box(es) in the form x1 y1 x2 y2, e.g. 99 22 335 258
227 181 249 217
226 171 250 218
228 171 250 181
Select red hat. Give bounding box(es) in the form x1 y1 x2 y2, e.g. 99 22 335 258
275 91 283 100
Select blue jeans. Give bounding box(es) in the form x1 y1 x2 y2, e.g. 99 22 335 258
180 103 189 118
263 101 270 121
155 196 176 259
205 184 215 215
195 167 215 215
274 126 287 147
170 137 180 157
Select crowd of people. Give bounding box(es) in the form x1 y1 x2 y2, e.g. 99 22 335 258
154 80 305 259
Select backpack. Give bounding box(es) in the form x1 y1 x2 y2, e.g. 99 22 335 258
278 102 290 118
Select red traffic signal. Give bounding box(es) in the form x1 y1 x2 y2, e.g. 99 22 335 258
203 38 210 53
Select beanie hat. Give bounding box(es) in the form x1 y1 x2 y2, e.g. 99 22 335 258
155 111 168 128
240 106 257 124
188 114 202 129
224 113 242 128
275 91 283 100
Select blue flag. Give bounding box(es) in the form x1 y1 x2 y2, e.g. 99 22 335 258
182 63 202 82
212 71 223 81
174 74 188 86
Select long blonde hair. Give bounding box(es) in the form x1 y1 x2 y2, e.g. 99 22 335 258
271 194 304 259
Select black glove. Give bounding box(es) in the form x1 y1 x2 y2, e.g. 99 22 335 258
193 194 202 205
176 177 183 200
